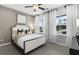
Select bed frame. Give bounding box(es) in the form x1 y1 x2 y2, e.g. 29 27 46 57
11 25 46 54
11 36 46 55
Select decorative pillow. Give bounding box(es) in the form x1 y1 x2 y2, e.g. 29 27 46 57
17 29 24 35
25 30 27 34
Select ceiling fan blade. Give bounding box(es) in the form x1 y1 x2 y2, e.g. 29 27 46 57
25 6 33 8
38 4 42 6
39 7 45 10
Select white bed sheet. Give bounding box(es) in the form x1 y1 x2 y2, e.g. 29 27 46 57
15 33 45 49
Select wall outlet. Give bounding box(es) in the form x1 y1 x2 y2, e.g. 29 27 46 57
0 39 3 42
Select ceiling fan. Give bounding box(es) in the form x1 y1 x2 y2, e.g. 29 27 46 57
25 4 45 12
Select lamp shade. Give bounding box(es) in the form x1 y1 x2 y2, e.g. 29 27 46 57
77 19 79 27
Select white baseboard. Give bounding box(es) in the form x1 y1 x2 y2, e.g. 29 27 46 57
0 42 11 47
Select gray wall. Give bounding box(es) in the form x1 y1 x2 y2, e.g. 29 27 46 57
0 6 34 44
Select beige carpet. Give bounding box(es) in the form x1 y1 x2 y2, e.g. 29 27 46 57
0 42 69 55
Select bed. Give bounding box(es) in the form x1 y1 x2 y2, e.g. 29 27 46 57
11 25 46 54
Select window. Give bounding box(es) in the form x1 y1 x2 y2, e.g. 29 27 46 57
39 19 43 32
56 15 67 35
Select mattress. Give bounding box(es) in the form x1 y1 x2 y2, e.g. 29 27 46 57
14 33 45 49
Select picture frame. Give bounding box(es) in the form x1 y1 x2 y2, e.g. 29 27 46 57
17 14 26 24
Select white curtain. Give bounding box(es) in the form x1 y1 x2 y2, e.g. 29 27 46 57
42 13 49 40
66 5 78 47
34 16 39 33
52 10 57 35
48 10 57 43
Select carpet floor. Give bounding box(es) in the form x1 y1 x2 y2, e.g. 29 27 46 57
0 42 69 55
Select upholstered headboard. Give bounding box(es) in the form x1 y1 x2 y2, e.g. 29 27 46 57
12 25 30 40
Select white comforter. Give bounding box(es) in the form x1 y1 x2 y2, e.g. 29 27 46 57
14 33 45 49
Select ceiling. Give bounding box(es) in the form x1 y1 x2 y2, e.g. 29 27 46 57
1 4 65 16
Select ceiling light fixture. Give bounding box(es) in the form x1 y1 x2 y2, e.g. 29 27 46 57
33 4 38 14
25 4 45 14
33 4 38 10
